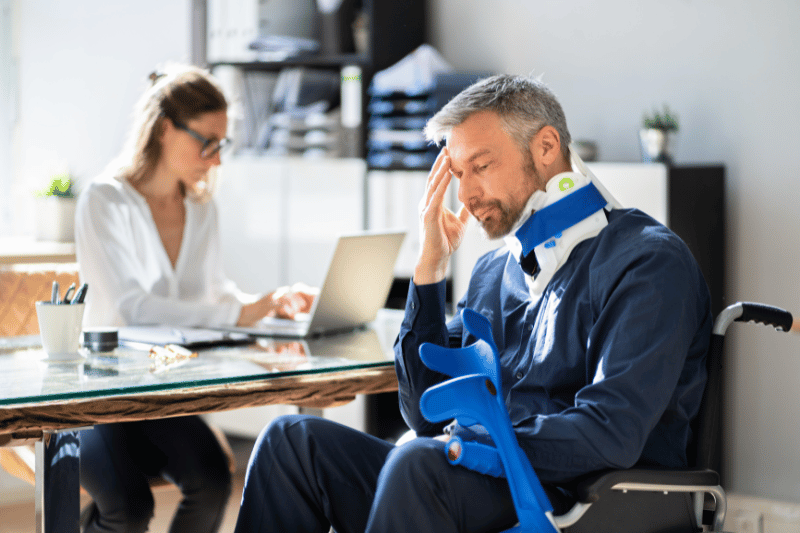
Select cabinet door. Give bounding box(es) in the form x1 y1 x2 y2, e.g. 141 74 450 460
216 156 286 294
587 163 668 224
284 158 366 287
216 156 366 292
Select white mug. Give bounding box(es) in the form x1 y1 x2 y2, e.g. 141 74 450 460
35 301 85 360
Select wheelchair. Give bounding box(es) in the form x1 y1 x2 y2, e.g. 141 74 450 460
418 301 795 533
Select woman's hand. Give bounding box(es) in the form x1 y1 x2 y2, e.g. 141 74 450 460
237 283 319 327
268 282 318 318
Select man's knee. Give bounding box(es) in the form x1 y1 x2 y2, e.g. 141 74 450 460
257 414 334 451
382 438 448 488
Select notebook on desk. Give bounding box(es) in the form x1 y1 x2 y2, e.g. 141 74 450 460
117 325 252 349
219 230 407 338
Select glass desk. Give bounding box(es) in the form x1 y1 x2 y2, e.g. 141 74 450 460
0 310 403 533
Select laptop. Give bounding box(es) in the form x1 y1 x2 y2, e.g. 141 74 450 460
221 230 406 338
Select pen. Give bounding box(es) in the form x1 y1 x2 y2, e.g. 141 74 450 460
71 283 88 304
61 283 76 304
51 281 60 304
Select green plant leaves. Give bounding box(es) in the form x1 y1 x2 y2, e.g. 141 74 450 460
642 105 679 131
36 172 75 198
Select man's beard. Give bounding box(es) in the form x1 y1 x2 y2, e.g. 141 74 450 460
474 200 523 239
473 160 541 240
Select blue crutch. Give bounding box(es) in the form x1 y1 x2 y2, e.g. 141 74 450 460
419 307 559 533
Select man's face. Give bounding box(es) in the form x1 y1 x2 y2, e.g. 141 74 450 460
447 111 544 239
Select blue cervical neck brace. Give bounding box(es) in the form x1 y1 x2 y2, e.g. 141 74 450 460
515 181 607 257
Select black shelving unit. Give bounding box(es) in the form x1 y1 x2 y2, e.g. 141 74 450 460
665 164 726 317
204 0 427 159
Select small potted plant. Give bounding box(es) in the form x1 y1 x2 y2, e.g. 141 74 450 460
34 171 79 242
639 105 679 164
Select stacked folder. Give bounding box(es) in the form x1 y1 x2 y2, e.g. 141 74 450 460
263 108 341 158
259 68 343 158
366 72 491 170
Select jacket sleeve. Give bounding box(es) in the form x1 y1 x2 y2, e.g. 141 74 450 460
393 279 464 436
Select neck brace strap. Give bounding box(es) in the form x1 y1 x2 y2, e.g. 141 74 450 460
505 164 617 296
503 148 621 296
515 181 607 258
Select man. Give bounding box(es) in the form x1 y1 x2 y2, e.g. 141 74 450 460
233 74 712 533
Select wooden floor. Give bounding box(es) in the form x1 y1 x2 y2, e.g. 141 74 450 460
0 437 254 533
0 474 247 533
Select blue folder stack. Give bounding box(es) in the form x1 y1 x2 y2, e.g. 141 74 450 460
366 71 490 170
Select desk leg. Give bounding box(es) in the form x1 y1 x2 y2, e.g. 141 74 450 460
35 430 81 533
298 407 324 417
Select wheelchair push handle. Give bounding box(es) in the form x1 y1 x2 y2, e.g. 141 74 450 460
713 301 794 335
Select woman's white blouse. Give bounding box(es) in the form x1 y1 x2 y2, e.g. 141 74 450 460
75 176 249 327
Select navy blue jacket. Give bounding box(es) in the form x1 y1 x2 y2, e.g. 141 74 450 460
394 208 712 484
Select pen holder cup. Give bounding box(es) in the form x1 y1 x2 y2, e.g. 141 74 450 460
35 301 85 359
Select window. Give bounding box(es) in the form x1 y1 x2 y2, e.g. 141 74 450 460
0 0 15 235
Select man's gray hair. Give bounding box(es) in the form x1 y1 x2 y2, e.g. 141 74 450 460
424 74 571 160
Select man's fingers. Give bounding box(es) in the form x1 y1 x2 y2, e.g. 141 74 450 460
420 159 453 224
423 152 451 208
430 164 452 204
423 151 447 198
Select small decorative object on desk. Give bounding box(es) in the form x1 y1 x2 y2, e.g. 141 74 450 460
34 170 79 242
639 104 679 164
83 327 118 353
149 344 198 373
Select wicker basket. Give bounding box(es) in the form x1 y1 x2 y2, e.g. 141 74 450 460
0 264 80 337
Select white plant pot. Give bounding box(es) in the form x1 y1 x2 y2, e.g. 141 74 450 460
35 196 77 242
639 128 677 164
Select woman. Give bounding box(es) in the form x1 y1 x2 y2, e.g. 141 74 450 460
74 64 313 533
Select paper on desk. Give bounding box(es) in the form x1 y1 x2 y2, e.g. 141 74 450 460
118 325 251 348
369 44 454 97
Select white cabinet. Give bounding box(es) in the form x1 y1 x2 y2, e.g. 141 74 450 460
215 156 284 293
208 155 367 438
589 163 668 224
215 155 366 292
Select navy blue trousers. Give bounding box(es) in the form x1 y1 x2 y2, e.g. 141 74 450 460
234 414 529 533
79 416 232 533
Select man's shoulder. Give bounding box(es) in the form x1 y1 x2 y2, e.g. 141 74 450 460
602 208 684 252
591 207 705 282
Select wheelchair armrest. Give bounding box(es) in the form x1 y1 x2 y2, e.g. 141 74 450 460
574 467 720 503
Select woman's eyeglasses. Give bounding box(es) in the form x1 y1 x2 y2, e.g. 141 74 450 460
171 119 231 159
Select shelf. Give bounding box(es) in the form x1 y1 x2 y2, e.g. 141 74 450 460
367 165 431 172
210 53 370 71
0 237 76 265
206 0 427 163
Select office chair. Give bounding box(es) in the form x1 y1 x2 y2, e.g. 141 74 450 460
418 302 794 532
